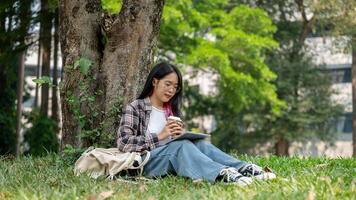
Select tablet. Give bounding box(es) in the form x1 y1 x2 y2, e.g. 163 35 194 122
168 132 209 143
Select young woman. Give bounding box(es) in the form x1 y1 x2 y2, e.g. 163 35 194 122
117 62 276 186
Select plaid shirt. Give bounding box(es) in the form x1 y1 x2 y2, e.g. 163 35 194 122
117 97 159 152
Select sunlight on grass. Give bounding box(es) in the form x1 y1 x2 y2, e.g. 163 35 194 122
0 154 355 199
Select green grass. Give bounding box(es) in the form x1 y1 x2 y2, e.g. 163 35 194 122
0 154 355 200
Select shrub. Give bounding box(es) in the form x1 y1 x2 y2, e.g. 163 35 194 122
24 110 59 156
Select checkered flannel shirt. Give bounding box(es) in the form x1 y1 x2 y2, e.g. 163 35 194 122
117 97 160 152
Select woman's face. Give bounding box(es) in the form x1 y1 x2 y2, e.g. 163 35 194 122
152 72 179 103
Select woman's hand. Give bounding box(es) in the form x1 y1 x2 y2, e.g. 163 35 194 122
171 122 184 139
158 120 184 140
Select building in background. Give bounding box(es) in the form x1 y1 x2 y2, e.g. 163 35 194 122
288 36 352 157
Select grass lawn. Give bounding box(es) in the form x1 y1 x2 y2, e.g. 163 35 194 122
0 154 355 200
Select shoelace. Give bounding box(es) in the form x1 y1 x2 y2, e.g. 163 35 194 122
239 163 263 176
220 168 243 182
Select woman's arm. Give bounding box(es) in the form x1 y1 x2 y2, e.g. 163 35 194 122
117 104 159 152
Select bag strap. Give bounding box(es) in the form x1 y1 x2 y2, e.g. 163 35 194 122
82 146 95 155
139 151 150 167
127 151 151 176
138 151 150 176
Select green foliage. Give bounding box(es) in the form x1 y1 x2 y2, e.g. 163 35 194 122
313 0 356 54
0 110 16 155
101 0 122 14
266 51 344 141
223 0 345 154
0 154 355 199
159 1 285 151
48 0 58 11
64 56 119 148
163 0 345 153
60 144 86 166
24 110 59 156
74 57 93 76
183 80 216 129
32 76 53 87
159 0 216 59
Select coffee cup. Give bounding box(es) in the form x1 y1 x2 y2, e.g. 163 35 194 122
167 116 182 122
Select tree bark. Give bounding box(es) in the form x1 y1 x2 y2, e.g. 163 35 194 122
34 40 41 108
16 52 25 156
16 0 33 156
59 0 103 148
35 4 42 109
101 0 165 141
52 8 59 124
275 137 290 156
295 0 315 43
0 9 4 32
7 5 13 32
59 0 164 148
40 0 52 116
352 36 356 157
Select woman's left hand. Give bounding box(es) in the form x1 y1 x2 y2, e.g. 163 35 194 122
171 122 184 139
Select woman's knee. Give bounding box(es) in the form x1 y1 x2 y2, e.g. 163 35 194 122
170 140 194 147
194 139 210 147
167 140 196 151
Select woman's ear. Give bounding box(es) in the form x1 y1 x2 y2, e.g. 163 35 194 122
152 78 158 87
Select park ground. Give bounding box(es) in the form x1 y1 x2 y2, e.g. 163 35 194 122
0 154 355 200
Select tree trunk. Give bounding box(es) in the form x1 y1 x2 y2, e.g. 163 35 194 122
0 0 32 155
34 41 41 108
100 0 165 142
59 0 164 148
59 0 103 148
52 8 59 123
34 3 42 109
16 52 25 156
352 36 356 157
0 9 4 32
275 137 290 156
295 0 314 44
40 0 52 116
7 6 13 32
16 0 33 156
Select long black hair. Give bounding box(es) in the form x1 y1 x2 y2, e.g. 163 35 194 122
138 62 183 117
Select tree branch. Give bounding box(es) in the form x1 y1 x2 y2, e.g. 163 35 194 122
295 0 314 44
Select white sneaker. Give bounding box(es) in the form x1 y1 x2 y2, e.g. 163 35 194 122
219 167 253 186
238 164 276 180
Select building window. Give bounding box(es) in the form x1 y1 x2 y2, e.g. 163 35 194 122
328 68 351 83
343 113 352 133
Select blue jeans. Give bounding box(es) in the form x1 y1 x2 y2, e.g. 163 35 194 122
143 139 246 182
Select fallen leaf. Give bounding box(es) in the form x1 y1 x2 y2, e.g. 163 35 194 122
0 192 12 199
319 176 331 183
315 164 328 168
263 166 273 172
305 191 315 200
193 179 204 184
87 195 97 200
135 176 154 182
98 190 114 200
139 184 147 192
86 190 114 200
